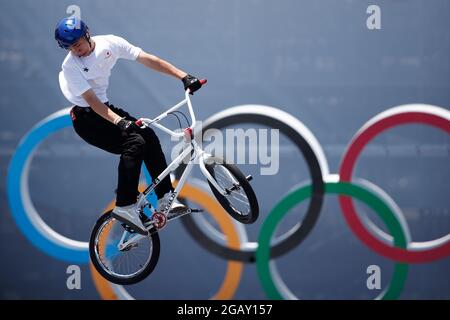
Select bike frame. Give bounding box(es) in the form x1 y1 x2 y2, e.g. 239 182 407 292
137 88 227 206
117 88 227 249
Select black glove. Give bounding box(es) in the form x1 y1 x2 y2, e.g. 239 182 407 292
117 117 139 134
182 74 202 95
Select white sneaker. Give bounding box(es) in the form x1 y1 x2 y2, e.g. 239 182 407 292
157 192 187 215
112 203 148 235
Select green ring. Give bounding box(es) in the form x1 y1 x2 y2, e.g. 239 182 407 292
256 182 408 300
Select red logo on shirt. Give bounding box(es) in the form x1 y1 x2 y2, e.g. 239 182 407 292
70 109 77 121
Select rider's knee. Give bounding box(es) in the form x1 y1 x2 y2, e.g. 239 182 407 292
123 133 147 155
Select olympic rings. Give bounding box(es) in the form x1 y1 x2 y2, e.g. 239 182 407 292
90 183 244 300
256 180 409 300
179 105 329 262
339 104 450 263
7 103 449 299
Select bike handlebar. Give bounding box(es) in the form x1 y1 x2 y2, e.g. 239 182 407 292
135 79 207 137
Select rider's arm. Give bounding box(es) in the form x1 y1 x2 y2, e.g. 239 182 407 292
136 51 187 80
81 89 122 124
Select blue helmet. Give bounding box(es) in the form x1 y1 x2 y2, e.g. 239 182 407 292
55 17 89 49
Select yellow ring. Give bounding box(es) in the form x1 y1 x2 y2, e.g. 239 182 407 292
90 182 244 300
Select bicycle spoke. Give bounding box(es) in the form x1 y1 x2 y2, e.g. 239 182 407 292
229 188 249 201
95 216 153 279
215 170 234 184
210 164 252 217
228 193 250 206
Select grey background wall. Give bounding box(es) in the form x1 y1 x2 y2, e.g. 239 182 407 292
0 0 449 299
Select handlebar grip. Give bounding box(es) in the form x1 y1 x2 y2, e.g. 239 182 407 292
186 79 207 94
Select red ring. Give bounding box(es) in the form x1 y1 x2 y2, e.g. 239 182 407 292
339 107 450 263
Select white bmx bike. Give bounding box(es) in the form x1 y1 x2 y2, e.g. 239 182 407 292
89 80 259 284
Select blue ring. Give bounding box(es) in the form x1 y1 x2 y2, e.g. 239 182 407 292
7 108 89 262
7 108 158 263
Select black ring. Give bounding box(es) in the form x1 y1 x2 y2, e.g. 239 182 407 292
177 110 325 263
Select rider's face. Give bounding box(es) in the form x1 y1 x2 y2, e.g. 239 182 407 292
69 37 91 57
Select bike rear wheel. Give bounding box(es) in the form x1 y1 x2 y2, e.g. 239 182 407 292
89 210 160 285
205 156 259 224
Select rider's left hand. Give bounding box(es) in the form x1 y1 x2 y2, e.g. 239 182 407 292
182 74 202 95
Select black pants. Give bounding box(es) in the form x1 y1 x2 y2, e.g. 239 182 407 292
70 103 173 206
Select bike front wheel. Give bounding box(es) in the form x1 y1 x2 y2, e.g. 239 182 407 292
89 210 160 285
205 156 259 224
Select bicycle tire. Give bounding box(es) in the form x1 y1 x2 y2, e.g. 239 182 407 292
205 156 259 224
89 210 160 285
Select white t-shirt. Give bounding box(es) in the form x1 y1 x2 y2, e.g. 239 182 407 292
58 35 142 107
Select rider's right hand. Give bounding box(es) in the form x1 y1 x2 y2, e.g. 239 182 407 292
117 117 140 134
